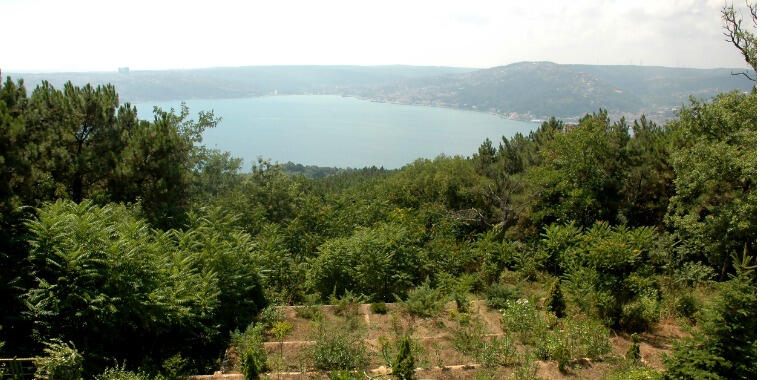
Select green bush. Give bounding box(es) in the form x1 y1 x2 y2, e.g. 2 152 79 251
311 323 369 371
535 318 611 368
34 339 83 380
397 278 444 318
328 370 364 380
161 353 190 379
512 352 540 380
294 293 323 320
546 278 565 318
609 365 663 380
663 263 756 379
620 290 660 333
500 299 546 345
256 305 284 329
477 335 517 368
674 294 698 321
241 348 262 380
392 336 416 380
95 365 151 380
371 302 388 314
331 290 368 316
626 333 641 363
452 317 487 357
230 323 268 374
484 283 521 310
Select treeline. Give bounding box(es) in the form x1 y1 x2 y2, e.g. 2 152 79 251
0 71 756 378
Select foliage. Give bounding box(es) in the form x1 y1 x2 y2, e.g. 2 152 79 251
0 25 756 378
392 335 416 380
371 302 388 314
609 365 664 380
309 222 426 301
241 349 262 380
310 323 369 371
546 277 565 318
230 323 267 374
161 353 190 379
663 258 757 379
478 335 518 368
295 293 324 320
626 333 641 363
24 200 266 375
501 299 547 345
452 316 487 357
665 91 756 278
34 339 83 380
548 222 661 330
331 290 368 316
673 294 699 321
484 282 521 310
95 365 151 380
511 352 540 380
535 318 611 370
396 278 445 318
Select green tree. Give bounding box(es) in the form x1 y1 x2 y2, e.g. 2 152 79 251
529 111 629 228
392 336 416 380
665 91 756 276
663 255 756 379
721 1 757 79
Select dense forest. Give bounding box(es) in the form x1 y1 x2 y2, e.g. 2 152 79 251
0 6 757 380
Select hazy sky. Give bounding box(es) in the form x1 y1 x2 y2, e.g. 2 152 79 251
1 0 753 72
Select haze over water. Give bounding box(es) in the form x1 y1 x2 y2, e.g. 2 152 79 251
135 95 537 169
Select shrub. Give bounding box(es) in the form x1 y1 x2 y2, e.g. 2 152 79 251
663 263 756 379
397 278 444 318
484 283 521 310
626 333 641 363
331 290 369 316
231 323 268 376
329 370 364 380
95 365 151 380
512 352 540 380
311 323 369 371
452 317 487 357
563 318 612 359
295 293 323 320
34 339 83 380
609 365 663 380
478 336 517 368
241 348 262 380
546 278 565 318
256 305 284 329
501 299 547 345
535 318 611 367
392 336 416 380
674 294 698 321
161 353 190 378
371 302 388 314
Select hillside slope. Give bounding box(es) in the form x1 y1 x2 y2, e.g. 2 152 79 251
346 61 753 121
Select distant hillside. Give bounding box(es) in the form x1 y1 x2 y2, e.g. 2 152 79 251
5 65 475 103
6 62 752 122
346 62 754 122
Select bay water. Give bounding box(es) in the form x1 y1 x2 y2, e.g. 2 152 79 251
134 95 537 169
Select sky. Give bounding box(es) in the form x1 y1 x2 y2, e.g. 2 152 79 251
1 0 753 72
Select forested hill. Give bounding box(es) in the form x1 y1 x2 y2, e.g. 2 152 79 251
9 62 752 123
346 61 754 122
6 65 475 102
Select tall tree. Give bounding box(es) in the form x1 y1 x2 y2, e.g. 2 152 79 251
722 1 757 80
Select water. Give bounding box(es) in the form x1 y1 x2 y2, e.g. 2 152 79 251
134 95 537 169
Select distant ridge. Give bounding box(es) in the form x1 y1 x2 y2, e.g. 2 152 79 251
6 62 752 122
345 61 754 122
